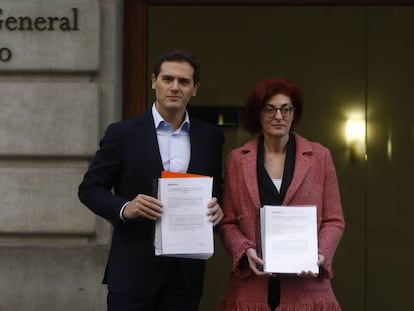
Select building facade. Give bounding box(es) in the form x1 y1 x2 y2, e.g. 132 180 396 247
0 0 122 310
1 1 414 311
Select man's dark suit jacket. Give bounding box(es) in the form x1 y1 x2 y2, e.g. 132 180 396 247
78 110 224 299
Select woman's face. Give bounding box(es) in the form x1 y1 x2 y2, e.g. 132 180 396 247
260 94 295 139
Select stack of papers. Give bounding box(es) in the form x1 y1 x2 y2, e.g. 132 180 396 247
260 205 318 274
154 171 214 260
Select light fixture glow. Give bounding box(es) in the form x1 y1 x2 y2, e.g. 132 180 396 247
345 119 366 160
346 119 365 143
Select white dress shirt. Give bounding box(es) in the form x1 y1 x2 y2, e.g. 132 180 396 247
152 103 190 173
120 104 191 220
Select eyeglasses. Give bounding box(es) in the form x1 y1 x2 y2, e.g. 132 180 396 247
262 104 295 118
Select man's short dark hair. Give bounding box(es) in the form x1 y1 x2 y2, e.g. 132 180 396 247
152 50 201 85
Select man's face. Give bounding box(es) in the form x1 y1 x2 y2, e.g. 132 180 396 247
151 61 199 115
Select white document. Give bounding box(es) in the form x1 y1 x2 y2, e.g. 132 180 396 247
154 177 214 260
260 205 318 274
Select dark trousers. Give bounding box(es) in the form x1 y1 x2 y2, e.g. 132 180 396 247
107 262 200 311
268 275 281 311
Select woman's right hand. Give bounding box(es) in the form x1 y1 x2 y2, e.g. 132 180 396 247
246 248 273 276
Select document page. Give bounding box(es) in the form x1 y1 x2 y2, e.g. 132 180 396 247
154 176 214 260
260 205 318 274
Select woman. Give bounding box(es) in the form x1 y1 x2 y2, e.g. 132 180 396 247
218 78 345 311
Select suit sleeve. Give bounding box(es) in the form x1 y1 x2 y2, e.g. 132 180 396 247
212 128 225 205
78 123 129 225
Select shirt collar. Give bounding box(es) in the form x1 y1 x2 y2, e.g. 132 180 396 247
152 103 190 131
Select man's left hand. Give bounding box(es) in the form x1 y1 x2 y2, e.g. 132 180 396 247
207 197 223 226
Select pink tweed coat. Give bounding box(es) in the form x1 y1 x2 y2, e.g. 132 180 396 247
218 133 345 311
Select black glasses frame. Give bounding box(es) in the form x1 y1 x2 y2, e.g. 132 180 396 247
262 104 295 118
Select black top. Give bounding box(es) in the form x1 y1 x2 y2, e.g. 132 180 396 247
257 133 296 206
256 132 296 310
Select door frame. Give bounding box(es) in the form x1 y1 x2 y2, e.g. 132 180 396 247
122 0 414 119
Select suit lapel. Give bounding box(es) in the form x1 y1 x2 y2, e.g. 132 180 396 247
187 118 209 173
187 121 199 172
135 112 164 175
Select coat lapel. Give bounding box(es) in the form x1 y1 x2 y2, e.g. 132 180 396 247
240 139 262 209
283 134 312 204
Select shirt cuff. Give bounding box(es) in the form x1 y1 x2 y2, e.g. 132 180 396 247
120 201 130 221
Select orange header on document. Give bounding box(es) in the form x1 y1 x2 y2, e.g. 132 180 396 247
161 171 209 178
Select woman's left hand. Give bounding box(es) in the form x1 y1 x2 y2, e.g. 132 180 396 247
297 254 325 278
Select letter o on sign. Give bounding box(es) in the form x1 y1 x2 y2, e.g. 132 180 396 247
0 48 12 62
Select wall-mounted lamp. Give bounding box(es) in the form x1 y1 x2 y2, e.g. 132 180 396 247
345 119 366 160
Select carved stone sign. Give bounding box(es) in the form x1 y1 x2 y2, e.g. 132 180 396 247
0 0 100 72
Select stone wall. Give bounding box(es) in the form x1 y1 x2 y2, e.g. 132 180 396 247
0 1 123 310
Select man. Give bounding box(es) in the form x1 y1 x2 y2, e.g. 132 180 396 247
78 50 224 311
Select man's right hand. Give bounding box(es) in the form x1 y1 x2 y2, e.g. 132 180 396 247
122 194 163 220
